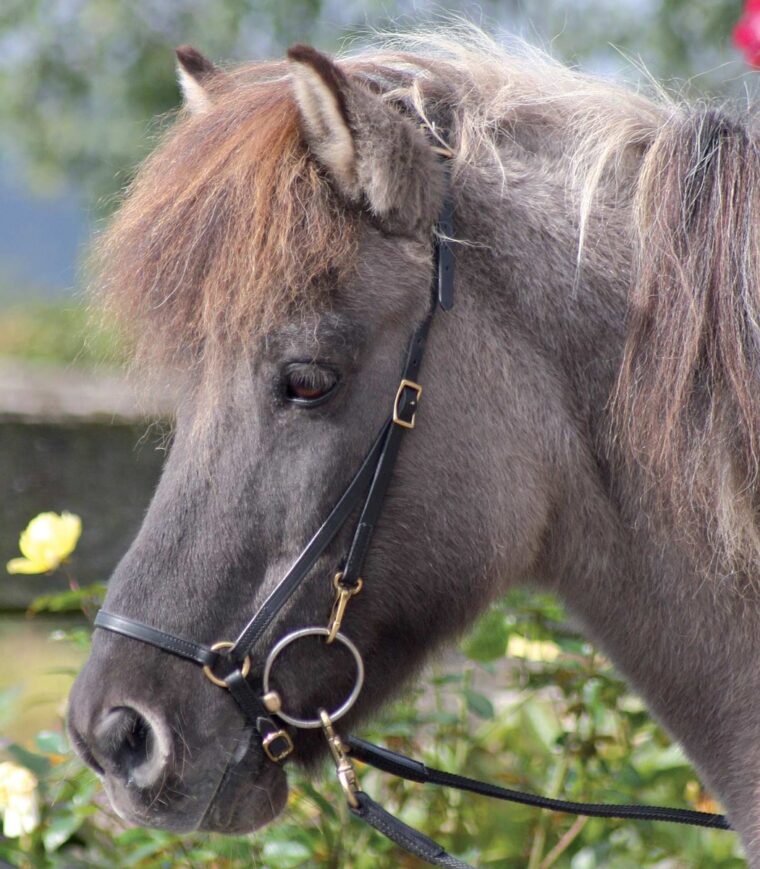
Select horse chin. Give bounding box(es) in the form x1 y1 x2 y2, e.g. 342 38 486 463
99 739 289 836
197 748 289 834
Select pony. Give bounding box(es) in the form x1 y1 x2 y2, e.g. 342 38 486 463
67 27 760 864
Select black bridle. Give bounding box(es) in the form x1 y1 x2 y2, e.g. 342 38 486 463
93 150 730 867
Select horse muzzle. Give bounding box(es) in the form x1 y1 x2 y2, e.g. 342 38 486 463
67 647 288 834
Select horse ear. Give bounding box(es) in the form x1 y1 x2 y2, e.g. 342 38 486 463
175 45 221 115
287 43 443 234
287 44 358 195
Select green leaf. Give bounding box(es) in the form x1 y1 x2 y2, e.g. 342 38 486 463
5 743 51 778
29 583 106 614
460 608 509 662
464 689 495 719
35 730 69 755
43 812 83 853
519 701 561 753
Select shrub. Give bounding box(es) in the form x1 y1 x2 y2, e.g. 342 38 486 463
1 518 744 867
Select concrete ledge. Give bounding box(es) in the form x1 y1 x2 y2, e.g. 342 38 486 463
0 359 172 422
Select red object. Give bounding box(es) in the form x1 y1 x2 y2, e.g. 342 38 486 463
734 0 760 67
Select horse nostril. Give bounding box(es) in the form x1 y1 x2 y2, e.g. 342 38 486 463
68 717 105 776
93 707 170 788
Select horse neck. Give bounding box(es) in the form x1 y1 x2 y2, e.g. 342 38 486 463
459 150 760 849
543 446 760 850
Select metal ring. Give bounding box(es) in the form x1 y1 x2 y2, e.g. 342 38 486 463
261 628 364 729
203 641 251 689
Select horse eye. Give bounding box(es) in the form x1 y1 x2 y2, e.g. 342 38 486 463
284 363 339 406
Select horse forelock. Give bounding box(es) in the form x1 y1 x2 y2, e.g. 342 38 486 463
92 69 360 379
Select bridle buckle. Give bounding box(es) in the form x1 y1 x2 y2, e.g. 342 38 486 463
393 379 423 429
262 728 295 763
327 572 363 643
202 641 251 689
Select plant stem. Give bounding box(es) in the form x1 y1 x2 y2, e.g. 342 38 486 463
540 816 588 869
526 756 569 869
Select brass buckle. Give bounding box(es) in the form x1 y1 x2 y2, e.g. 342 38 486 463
326 572 363 644
393 379 422 429
202 641 251 689
320 709 359 808
262 728 295 763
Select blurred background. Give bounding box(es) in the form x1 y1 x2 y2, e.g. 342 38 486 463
0 2 755 867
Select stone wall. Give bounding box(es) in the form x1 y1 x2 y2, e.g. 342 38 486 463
0 360 169 609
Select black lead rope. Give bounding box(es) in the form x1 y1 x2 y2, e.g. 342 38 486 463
352 791 473 869
346 737 730 868
348 737 730 828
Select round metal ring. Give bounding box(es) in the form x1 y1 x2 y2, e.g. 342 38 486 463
261 627 364 729
203 641 251 689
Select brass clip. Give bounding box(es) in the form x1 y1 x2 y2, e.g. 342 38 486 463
320 709 359 808
326 572 363 644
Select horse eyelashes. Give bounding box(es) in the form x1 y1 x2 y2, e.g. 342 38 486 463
283 362 339 405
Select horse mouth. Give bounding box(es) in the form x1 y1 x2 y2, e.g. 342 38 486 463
197 749 289 834
91 722 289 835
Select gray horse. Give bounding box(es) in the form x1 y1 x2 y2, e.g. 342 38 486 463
67 27 760 864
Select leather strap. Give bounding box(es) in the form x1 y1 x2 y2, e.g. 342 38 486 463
351 792 472 869
229 418 393 658
347 736 731 830
338 310 434 589
225 668 267 721
94 611 218 668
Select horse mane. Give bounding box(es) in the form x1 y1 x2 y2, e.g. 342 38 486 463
353 31 760 574
615 109 760 573
93 25 760 569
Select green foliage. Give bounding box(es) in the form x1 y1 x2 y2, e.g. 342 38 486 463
0 302 123 366
0 0 349 206
0 585 745 868
27 583 107 616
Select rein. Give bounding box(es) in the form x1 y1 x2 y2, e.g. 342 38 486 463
92 147 730 866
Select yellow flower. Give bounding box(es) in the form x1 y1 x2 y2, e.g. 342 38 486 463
685 780 722 814
0 762 39 837
6 511 82 575
507 634 561 663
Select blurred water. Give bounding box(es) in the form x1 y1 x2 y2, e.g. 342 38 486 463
0 173 87 301
0 615 88 743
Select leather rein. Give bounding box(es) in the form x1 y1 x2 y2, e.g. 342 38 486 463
92 147 730 866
